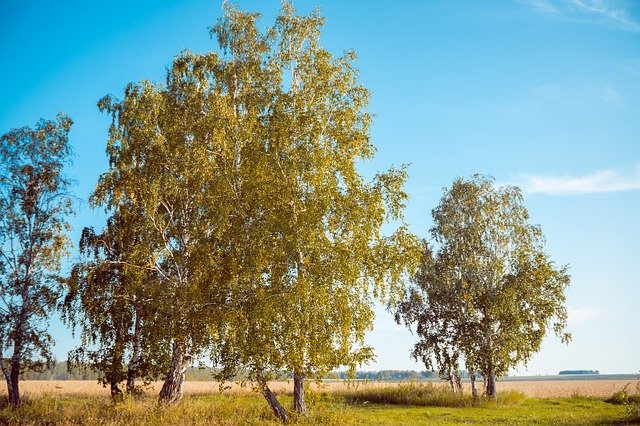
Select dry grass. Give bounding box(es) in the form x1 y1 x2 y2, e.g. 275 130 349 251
4 378 637 399
489 380 637 398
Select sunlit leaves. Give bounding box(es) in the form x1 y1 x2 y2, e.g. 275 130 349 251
208 2 421 388
397 175 570 391
0 114 75 405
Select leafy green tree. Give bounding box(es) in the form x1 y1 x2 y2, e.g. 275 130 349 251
94 74 241 404
62 208 162 397
0 114 74 407
94 2 419 414
209 3 421 419
397 175 571 399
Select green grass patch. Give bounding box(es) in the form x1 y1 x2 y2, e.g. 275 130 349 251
0 387 631 425
343 382 475 407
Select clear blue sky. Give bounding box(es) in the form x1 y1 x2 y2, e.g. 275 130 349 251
1 0 638 375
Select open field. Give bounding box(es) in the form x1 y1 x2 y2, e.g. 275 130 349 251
0 388 635 425
7 377 638 399
2 378 637 424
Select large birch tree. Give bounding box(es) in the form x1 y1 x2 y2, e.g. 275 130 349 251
93 2 420 413
209 3 420 419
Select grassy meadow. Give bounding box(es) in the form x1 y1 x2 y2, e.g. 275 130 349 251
1 379 638 424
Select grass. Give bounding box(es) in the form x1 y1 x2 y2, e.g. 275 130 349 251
342 383 628 424
343 381 480 407
0 382 634 425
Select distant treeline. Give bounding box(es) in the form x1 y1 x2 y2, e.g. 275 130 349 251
559 370 599 375
21 362 444 382
330 370 445 381
20 362 256 382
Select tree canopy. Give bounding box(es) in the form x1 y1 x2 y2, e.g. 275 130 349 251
0 113 75 407
207 3 420 417
81 2 420 416
396 175 570 399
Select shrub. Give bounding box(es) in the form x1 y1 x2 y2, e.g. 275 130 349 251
344 382 475 408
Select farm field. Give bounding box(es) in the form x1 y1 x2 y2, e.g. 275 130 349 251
8 376 637 398
1 378 637 425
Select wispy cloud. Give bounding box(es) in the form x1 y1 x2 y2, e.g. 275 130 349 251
599 85 623 105
567 306 603 326
490 82 626 115
619 59 640 77
522 0 559 13
534 83 572 106
519 0 640 32
568 0 640 32
515 163 640 195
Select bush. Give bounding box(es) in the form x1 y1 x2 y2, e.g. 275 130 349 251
606 382 640 423
606 387 630 405
344 382 475 408
495 390 527 406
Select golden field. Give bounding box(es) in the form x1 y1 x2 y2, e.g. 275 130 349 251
5 378 637 399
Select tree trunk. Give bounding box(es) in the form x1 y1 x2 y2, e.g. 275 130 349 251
7 338 22 407
158 341 192 405
293 372 307 415
447 373 455 393
260 379 288 422
454 373 463 394
1 345 12 407
3 373 12 407
7 377 19 408
470 372 479 400
126 312 142 395
110 376 122 397
485 370 497 400
126 363 138 395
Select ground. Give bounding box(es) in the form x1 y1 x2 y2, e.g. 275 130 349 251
1 378 637 424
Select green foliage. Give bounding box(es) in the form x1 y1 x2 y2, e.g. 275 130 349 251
344 383 526 408
606 387 631 405
331 370 439 381
558 370 599 375
396 175 571 396
89 1 421 410
0 113 75 405
607 379 640 422
62 211 163 395
208 1 421 392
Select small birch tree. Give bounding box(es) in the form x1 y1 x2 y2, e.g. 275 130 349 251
397 175 571 399
0 114 74 407
62 207 160 397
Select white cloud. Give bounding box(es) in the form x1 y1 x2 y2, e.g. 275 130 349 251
521 0 559 13
568 0 640 32
516 163 640 195
490 82 625 115
567 306 603 326
534 83 571 105
520 0 640 33
598 85 623 105
619 59 640 77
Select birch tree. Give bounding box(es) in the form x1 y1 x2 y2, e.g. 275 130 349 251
397 175 570 399
209 3 421 419
0 114 74 407
93 71 244 404
94 2 420 413
62 207 160 397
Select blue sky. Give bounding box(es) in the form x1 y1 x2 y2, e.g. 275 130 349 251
1 0 638 375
